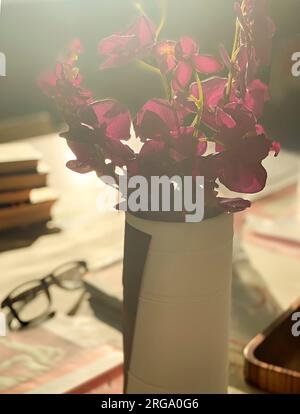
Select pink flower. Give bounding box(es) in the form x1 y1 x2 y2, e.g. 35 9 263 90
213 102 279 193
40 3 280 216
190 155 252 213
39 39 93 118
66 140 98 174
135 98 179 140
99 16 156 68
41 63 92 103
193 77 229 130
153 40 177 74
214 102 259 147
243 79 269 118
178 76 269 131
61 100 134 170
235 0 275 66
216 135 271 194
134 99 207 176
136 99 206 153
172 37 223 91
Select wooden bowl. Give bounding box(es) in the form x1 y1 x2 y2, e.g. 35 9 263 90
244 298 300 394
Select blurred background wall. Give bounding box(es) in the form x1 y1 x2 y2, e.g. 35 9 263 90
0 0 299 145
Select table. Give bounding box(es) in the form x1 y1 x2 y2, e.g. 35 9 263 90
0 133 124 394
0 133 125 300
0 133 299 394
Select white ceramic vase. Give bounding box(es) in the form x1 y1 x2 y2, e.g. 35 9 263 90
122 212 233 394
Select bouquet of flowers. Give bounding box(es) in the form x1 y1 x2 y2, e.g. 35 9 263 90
40 0 280 219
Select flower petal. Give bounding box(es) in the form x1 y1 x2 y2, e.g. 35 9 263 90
140 140 166 157
99 34 133 55
196 140 208 156
218 197 251 213
216 132 273 193
104 139 134 166
127 16 156 48
175 36 199 60
270 141 281 157
169 129 196 161
244 79 269 119
88 100 131 140
192 54 223 74
219 158 268 193
106 112 131 140
172 61 193 91
198 77 228 107
153 41 177 73
135 99 179 140
60 122 96 145
190 77 233 130
66 140 99 174
100 53 133 69
215 107 237 129
215 143 225 153
219 44 232 69
67 140 95 161
68 160 96 174
98 16 155 69
255 123 265 136
215 102 257 145
66 160 95 174
126 159 140 176
137 140 168 176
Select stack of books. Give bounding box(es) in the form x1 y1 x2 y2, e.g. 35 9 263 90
0 142 57 232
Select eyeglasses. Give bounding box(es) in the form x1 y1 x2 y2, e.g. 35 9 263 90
1 261 88 330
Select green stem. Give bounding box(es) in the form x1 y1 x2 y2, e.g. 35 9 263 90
138 59 161 74
224 17 241 103
156 0 168 40
162 74 172 103
139 59 172 102
134 1 146 16
135 1 171 102
193 72 204 136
